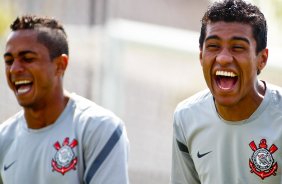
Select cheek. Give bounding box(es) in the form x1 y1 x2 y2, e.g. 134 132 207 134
201 51 217 72
239 60 258 81
36 69 58 88
201 65 212 86
201 57 212 74
5 68 11 82
243 56 257 69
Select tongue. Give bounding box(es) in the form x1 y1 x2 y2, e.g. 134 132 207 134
218 77 236 90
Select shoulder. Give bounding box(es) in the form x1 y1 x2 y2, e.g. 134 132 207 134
0 111 22 135
267 82 282 95
0 111 23 157
266 83 282 106
70 93 124 130
174 89 212 117
69 94 128 153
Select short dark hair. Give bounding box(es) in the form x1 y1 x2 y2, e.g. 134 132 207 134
10 15 69 60
199 0 267 54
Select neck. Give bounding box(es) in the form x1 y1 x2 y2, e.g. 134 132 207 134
24 91 70 129
216 81 266 121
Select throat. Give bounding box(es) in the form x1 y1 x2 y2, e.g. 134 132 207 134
24 113 56 129
23 95 70 129
214 98 263 122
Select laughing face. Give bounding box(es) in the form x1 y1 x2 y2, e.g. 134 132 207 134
4 30 60 109
200 22 268 118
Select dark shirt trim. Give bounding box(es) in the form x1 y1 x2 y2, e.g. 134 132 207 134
176 139 189 153
85 124 123 184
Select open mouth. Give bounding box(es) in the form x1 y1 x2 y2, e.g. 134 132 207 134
14 80 33 95
215 71 238 90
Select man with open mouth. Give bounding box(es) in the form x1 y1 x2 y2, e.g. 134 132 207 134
171 0 282 183
0 15 129 184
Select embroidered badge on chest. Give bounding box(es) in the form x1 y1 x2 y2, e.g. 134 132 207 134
249 139 278 180
52 137 78 175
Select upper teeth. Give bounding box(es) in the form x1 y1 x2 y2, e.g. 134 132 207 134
15 80 31 85
216 71 237 77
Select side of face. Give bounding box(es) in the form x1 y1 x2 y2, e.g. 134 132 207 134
199 21 268 107
4 30 67 108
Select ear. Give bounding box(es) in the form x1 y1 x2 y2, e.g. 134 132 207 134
257 48 268 72
54 54 68 76
199 49 203 66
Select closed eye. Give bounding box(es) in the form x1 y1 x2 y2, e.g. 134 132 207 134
232 45 245 52
22 57 35 63
206 44 220 51
4 57 14 66
208 44 219 48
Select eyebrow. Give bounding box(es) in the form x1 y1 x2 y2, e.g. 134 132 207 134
205 35 250 45
232 36 250 44
4 50 37 58
205 35 220 42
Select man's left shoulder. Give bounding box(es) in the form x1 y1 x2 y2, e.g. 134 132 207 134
71 93 123 127
267 83 282 98
265 83 282 107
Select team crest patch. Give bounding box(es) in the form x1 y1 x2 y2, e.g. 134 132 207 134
249 139 278 180
52 137 78 175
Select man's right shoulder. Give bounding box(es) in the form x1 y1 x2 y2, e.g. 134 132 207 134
0 111 22 157
0 111 22 135
175 89 212 113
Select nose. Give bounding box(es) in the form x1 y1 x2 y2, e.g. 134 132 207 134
216 48 233 66
9 59 24 74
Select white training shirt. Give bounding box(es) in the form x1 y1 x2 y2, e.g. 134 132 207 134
0 93 129 184
171 82 282 184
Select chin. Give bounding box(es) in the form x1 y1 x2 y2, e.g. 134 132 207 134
214 96 239 107
216 101 239 108
17 100 34 109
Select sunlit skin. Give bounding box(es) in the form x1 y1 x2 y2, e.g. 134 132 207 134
4 30 69 129
200 22 268 121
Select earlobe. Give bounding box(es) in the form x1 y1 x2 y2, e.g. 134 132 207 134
199 50 203 66
55 54 68 76
257 49 268 71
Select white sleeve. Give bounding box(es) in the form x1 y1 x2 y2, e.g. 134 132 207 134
83 117 129 184
170 113 200 184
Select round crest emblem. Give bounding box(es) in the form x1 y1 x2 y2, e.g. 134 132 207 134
54 145 75 168
251 148 273 171
249 139 278 180
52 137 78 175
